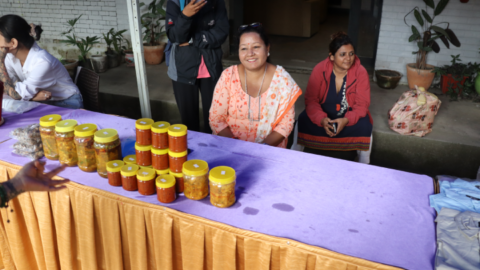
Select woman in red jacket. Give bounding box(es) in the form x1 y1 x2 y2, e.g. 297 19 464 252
295 32 373 163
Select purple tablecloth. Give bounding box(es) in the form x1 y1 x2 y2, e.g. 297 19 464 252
0 108 436 270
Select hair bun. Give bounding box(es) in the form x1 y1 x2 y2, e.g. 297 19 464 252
331 31 348 41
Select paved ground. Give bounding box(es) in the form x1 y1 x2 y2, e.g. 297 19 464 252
98 63 480 178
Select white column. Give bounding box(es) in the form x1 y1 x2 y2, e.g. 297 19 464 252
125 0 152 118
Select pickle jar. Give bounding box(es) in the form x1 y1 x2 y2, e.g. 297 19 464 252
135 143 152 166
55 119 78 167
121 164 139 191
136 118 154 146
74 123 98 172
137 167 156 195
156 175 176 203
168 124 187 153
170 171 184 193
152 148 169 171
182 160 209 200
107 160 124 186
169 149 187 173
123 155 137 165
94 129 122 178
39 114 62 160
209 166 236 208
156 168 170 177
152 121 170 149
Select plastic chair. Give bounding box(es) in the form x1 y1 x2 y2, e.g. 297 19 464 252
75 67 101 112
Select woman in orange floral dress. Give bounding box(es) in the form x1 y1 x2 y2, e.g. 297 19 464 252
209 23 302 148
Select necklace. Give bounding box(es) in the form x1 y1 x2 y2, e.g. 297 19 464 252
244 65 268 121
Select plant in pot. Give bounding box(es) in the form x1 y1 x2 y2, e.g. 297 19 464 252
433 54 479 95
103 28 127 68
140 0 167 65
404 0 461 90
60 15 101 72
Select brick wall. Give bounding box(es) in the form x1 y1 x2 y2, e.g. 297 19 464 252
375 0 480 84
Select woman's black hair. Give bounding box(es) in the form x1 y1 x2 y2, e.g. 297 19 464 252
329 31 354 55
237 24 271 62
0 14 43 49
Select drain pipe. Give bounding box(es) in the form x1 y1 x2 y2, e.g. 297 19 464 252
126 0 152 119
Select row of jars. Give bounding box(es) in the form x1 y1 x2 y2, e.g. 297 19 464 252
135 119 187 153
106 159 237 208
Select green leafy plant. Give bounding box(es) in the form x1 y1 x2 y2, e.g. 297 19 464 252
433 55 479 76
139 0 166 46
60 15 100 62
404 0 461 70
103 28 128 55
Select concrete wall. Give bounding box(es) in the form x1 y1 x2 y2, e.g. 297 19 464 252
375 0 480 84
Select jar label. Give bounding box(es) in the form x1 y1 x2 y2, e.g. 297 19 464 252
161 179 166 182
113 163 118 166
193 164 199 168
174 127 180 130
159 124 164 127
128 166 132 170
221 171 225 175
140 121 146 124
64 122 68 125
83 127 89 130
142 171 148 175
103 131 108 135
129 158 134 160
49 117 53 120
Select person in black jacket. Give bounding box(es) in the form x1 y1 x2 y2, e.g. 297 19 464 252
166 0 229 134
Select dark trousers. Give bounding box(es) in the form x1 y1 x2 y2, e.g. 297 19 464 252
171 78 216 134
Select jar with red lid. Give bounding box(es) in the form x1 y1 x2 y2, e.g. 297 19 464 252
121 164 139 191
136 118 154 146
135 143 152 166
168 124 187 153
156 175 176 203
152 121 170 149
107 160 124 186
152 148 169 171
168 149 187 173
170 171 184 193
137 168 156 195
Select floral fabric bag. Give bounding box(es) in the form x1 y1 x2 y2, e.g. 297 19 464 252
388 86 442 137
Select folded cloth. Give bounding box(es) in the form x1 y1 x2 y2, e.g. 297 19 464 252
430 179 480 213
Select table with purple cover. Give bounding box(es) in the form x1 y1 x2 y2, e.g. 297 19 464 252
0 105 436 270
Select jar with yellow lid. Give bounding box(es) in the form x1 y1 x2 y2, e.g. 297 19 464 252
156 168 170 176
137 168 156 195
170 171 184 193
123 155 137 165
74 123 98 172
152 121 170 149
168 124 187 153
152 147 169 171
94 129 122 178
169 149 187 173
135 143 152 166
156 175 176 203
55 119 78 166
182 160 209 200
209 166 236 208
136 118 154 146
107 160 124 186
39 114 62 160
121 164 138 191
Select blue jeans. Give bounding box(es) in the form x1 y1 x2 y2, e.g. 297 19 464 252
42 93 84 109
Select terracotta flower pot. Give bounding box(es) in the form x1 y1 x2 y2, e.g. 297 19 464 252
406 63 436 90
441 74 469 94
143 42 166 65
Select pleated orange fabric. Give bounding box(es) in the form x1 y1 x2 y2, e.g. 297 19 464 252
0 160 401 270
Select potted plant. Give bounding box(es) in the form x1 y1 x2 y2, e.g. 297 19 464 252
103 28 127 68
61 15 101 71
140 0 167 65
433 55 479 94
404 0 461 90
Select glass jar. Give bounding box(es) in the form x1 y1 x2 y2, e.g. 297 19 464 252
209 166 236 208
121 164 139 191
182 160 209 200
152 121 170 149
107 160 124 186
136 118 154 146
168 124 187 153
156 168 170 177
169 149 187 173
39 114 62 160
123 155 137 165
156 175 176 203
135 143 152 166
94 129 122 178
74 123 98 172
137 167 156 195
152 148 169 171
55 119 78 167
170 171 184 193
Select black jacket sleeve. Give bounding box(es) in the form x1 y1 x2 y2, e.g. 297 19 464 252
166 0 193 44
192 0 229 49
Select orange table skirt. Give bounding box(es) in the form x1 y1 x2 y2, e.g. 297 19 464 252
0 160 399 270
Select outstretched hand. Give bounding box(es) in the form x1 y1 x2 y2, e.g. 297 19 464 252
11 160 70 193
182 0 207 17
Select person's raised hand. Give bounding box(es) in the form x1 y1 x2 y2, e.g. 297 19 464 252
31 90 52 101
329 118 349 136
11 160 70 194
182 0 207 17
321 117 335 137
